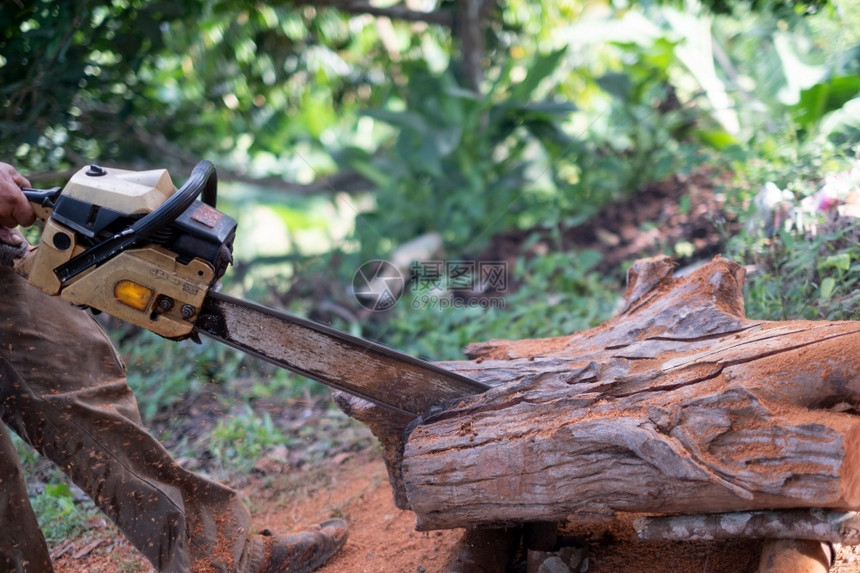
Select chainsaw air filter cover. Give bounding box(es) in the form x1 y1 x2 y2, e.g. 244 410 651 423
53 164 236 283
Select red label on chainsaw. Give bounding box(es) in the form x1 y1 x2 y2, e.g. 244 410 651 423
191 203 220 228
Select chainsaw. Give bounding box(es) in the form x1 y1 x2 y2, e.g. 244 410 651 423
5 160 488 416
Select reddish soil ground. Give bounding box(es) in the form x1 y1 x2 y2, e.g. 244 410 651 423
49 451 462 573
48 449 860 572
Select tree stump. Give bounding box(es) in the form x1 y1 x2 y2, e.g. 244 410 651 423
336 255 860 534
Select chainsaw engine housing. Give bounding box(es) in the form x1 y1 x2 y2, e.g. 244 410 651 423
19 164 236 339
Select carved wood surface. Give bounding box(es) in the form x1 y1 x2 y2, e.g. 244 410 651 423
338 256 860 533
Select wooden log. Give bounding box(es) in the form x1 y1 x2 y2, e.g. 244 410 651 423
337 255 860 533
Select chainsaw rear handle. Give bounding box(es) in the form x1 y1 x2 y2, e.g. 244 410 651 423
21 186 63 221
0 189 55 268
53 160 218 284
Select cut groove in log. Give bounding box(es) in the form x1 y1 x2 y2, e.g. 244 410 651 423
337 256 860 534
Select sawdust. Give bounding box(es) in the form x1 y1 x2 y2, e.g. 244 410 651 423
210 510 239 573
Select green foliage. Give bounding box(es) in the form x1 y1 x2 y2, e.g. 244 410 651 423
349 51 577 254
31 483 94 544
787 42 860 138
139 3 396 167
737 222 860 321
573 39 704 203
711 0 859 143
348 26 720 255
0 0 205 171
711 0 859 326
793 75 860 136
725 140 860 322
697 0 831 16
208 407 291 470
0 1 415 175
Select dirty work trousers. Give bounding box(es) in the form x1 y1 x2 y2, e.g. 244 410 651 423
0 267 253 572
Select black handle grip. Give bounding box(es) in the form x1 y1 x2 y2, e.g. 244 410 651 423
22 187 63 209
21 187 63 208
21 187 63 222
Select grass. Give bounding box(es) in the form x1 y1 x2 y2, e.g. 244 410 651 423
377 248 622 361
12 435 99 544
30 483 96 544
208 407 293 471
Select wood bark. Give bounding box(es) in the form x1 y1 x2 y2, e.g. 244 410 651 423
337 255 860 533
452 0 492 92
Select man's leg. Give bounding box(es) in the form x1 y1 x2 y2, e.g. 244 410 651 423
0 421 53 572
0 268 345 572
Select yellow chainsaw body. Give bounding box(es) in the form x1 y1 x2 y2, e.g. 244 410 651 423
16 163 232 340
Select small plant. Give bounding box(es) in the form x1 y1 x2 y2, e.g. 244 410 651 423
208 407 293 471
30 482 95 544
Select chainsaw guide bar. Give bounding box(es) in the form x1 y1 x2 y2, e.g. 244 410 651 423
197 291 491 416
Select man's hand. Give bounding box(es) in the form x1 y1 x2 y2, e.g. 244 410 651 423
0 163 36 246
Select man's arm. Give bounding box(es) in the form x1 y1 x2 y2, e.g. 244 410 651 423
0 163 36 245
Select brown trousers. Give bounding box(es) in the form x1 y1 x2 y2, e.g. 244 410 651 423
0 267 256 572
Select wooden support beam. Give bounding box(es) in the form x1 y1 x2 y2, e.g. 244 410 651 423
635 510 860 544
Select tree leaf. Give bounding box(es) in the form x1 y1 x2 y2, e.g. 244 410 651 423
597 72 633 101
511 48 568 102
792 76 860 130
820 277 836 300
821 252 851 271
364 109 428 133
695 129 739 150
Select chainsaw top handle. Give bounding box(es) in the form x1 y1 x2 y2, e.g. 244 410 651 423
53 160 218 285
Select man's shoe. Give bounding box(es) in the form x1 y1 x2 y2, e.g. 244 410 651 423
255 519 348 573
